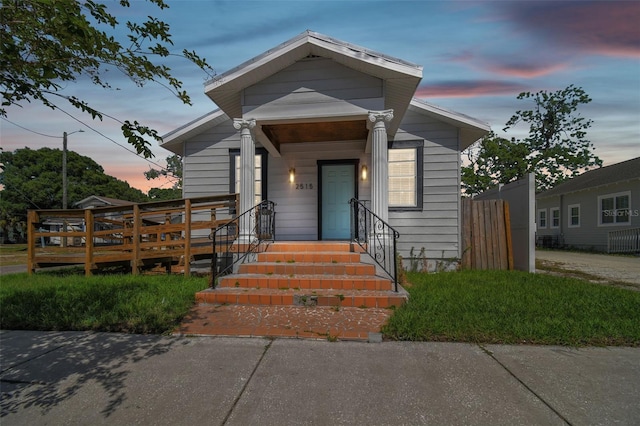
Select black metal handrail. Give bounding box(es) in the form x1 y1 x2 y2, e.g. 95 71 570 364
349 198 400 291
209 200 276 287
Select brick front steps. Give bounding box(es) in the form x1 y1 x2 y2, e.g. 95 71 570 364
181 241 408 341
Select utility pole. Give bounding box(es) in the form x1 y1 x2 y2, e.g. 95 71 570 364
62 129 84 210
61 130 83 247
63 131 68 210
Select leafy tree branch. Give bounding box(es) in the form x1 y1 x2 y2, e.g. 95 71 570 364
1 0 214 158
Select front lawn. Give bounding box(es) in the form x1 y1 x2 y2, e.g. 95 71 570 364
383 270 640 346
0 272 208 334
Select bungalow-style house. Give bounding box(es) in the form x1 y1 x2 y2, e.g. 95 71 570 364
161 31 490 270
536 157 640 253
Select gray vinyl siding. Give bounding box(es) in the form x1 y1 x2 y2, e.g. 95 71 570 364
271 140 370 241
242 57 384 119
182 118 239 199
536 180 640 251
390 106 462 260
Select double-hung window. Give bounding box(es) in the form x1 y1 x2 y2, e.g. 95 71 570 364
550 207 560 228
229 148 268 208
598 191 630 225
537 209 547 229
388 140 423 211
568 204 580 228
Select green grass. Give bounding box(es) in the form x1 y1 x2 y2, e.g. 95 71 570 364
383 270 640 346
0 272 208 334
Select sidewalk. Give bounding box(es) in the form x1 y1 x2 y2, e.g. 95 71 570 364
1 331 639 425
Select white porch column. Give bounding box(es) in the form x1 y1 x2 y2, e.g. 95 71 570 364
368 109 393 223
233 118 256 241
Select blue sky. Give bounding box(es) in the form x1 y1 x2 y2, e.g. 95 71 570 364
2 0 639 192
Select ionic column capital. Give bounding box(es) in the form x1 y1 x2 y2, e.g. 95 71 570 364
368 109 394 125
233 118 256 131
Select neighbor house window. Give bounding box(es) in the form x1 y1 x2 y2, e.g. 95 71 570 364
388 140 423 210
550 207 560 228
229 149 268 208
598 191 630 225
568 204 580 228
537 209 547 229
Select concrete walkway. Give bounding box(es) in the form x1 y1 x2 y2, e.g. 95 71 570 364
1 331 638 425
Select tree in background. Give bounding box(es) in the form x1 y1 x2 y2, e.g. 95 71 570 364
1 0 213 158
462 85 602 195
461 132 531 197
144 154 182 200
0 147 148 241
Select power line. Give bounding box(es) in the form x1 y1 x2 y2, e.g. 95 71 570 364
2 113 173 177
2 118 61 139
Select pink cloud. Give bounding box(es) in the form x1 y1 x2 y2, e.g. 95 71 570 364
500 1 640 58
482 61 571 78
415 81 529 98
441 48 572 79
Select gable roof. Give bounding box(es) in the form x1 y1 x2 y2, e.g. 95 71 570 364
537 157 640 199
74 195 135 208
161 109 227 154
204 30 423 136
409 99 490 149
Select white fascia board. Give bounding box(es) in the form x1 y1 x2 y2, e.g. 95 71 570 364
410 99 490 131
160 109 227 152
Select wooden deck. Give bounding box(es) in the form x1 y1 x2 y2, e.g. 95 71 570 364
27 194 239 276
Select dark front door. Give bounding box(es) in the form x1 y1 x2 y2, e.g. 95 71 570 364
319 162 357 240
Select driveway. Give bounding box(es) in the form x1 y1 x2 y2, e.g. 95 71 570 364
536 249 640 289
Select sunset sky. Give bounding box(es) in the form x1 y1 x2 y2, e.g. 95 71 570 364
2 0 639 193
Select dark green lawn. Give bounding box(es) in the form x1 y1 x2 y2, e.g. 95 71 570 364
383 270 640 346
0 272 208 334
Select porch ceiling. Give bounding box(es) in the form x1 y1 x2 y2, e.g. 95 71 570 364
261 120 367 144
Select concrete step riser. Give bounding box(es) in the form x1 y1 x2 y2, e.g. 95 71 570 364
267 243 352 253
218 276 393 291
197 291 405 309
258 253 362 263
238 263 376 276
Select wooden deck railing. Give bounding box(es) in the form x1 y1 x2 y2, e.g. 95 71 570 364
27 194 238 276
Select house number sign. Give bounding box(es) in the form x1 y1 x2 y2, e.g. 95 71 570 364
295 183 314 190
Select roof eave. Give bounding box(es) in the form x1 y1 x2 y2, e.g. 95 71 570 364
204 31 423 122
160 109 227 154
409 99 491 150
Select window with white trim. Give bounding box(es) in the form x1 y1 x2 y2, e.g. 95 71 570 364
550 207 560 228
388 140 423 211
568 204 580 228
598 191 630 225
537 209 547 229
229 149 268 208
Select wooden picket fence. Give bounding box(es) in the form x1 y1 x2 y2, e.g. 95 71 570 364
461 198 513 270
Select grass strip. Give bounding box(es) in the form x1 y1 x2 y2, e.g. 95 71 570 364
383 270 640 346
0 272 208 334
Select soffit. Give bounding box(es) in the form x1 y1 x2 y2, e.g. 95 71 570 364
261 120 368 145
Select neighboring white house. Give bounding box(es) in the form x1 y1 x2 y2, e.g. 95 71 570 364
536 157 640 252
74 195 134 210
161 31 490 269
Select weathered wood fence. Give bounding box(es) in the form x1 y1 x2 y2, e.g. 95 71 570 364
461 198 513 270
27 194 238 276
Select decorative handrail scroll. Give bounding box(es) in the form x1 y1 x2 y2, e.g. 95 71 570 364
209 200 276 287
350 198 400 291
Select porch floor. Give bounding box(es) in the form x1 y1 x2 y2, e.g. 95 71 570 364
174 241 405 341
